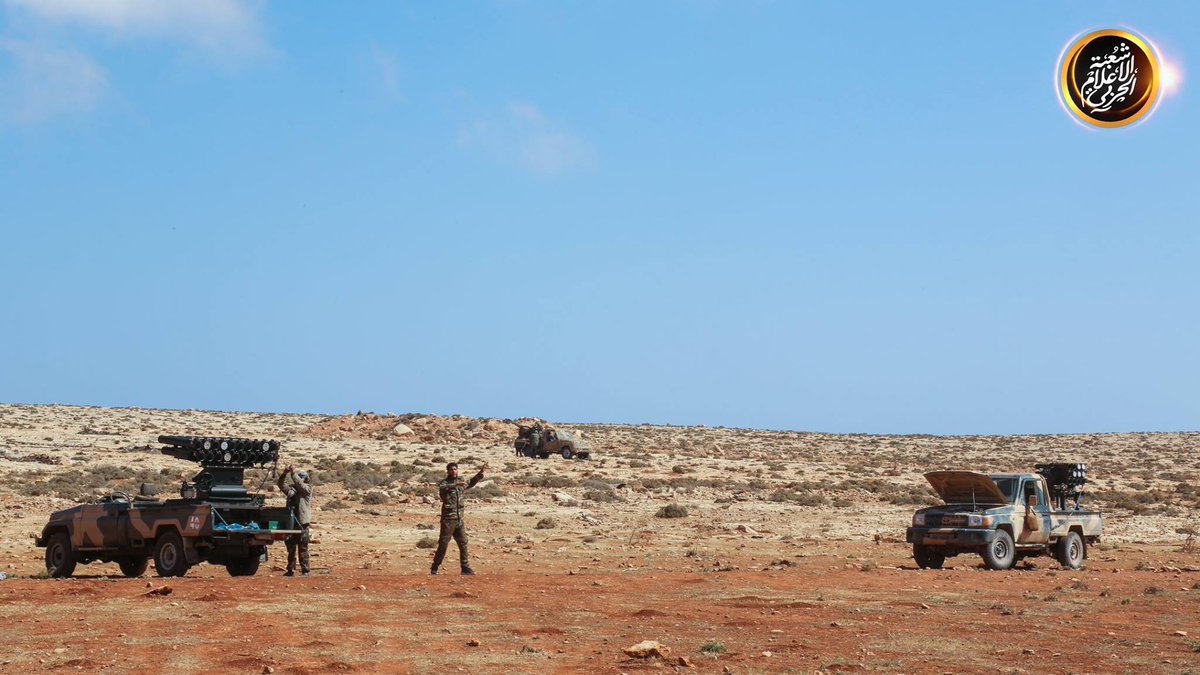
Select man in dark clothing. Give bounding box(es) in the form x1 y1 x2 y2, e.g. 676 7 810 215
277 465 313 577
431 461 487 575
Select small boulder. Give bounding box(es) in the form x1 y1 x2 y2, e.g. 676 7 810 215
623 640 670 659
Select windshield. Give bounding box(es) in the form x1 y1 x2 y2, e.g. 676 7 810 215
990 476 1019 503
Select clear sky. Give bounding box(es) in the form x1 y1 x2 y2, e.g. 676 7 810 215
0 1 1196 434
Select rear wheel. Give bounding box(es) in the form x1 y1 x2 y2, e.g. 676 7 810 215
561 446 574 460
1056 531 1085 570
153 531 190 577
118 557 149 578
912 544 945 569
226 556 261 577
45 532 77 578
981 530 1015 570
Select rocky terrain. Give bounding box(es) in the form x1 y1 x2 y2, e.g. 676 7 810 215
0 403 1197 674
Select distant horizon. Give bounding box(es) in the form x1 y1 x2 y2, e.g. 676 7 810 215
4 399 1196 439
2 3 1196 437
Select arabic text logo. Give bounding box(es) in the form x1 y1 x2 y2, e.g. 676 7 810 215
1059 29 1159 128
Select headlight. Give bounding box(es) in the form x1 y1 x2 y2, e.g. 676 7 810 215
967 514 993 527
913 512 926 527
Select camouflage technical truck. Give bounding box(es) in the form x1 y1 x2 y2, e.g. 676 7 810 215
514 424 590 460
35 435 301 578
906 463 1102 570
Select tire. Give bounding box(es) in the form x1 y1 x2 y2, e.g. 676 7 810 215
226 556 261 577
1056 531 1085 570
153 531 190 577
981 529 1016 570
912 544 945 570
118 557 149 578
561 446 574 460
45 532 77 578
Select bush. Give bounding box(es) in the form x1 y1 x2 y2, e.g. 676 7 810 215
362 491 388 505
416 536 437 549
536 517 557 529
520 473 577 489
656 503 688 518
769 490 827 506
473 482 507 499
322 499 350 511
700 641 725 654
584 489 620 503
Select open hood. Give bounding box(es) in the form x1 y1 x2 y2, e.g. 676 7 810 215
924 471 1009 505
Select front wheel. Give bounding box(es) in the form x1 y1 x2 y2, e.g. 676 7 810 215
913 544 945 569
153 531 190 577
981 530 1015 570
45 532 77 578
118 557 149 578
561 446 574 460
1056 531 1085 570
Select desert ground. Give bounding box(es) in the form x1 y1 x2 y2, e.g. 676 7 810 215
0 403 1197 674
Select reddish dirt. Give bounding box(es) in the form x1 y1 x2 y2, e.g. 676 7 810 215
2 543 1198 674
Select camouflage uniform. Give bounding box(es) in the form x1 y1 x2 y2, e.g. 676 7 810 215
432 469 484 573
277 470 313 575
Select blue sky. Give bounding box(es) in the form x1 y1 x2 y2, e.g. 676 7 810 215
0 1 1196 434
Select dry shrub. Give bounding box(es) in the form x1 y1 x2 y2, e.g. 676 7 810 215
656 503 688 518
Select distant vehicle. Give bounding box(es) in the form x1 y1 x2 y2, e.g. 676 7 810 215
35 435 301 578
906 463 1101 570
514 425 590 460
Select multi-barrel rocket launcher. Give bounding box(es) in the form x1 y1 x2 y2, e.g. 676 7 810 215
1034 462 1088 510
158 435 280 503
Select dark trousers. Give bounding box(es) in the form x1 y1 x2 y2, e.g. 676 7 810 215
286 525 311 573
432 517 469 570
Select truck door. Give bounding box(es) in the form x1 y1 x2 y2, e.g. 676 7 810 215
96 503 130 549
80 503 129 549
1017 478 1051 545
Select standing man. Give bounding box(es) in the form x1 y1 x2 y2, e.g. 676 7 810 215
529 425 541 457
431 461 488 575
277 465 313 577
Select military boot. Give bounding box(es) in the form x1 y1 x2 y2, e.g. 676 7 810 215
461 566 475 575
430 565 439 575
